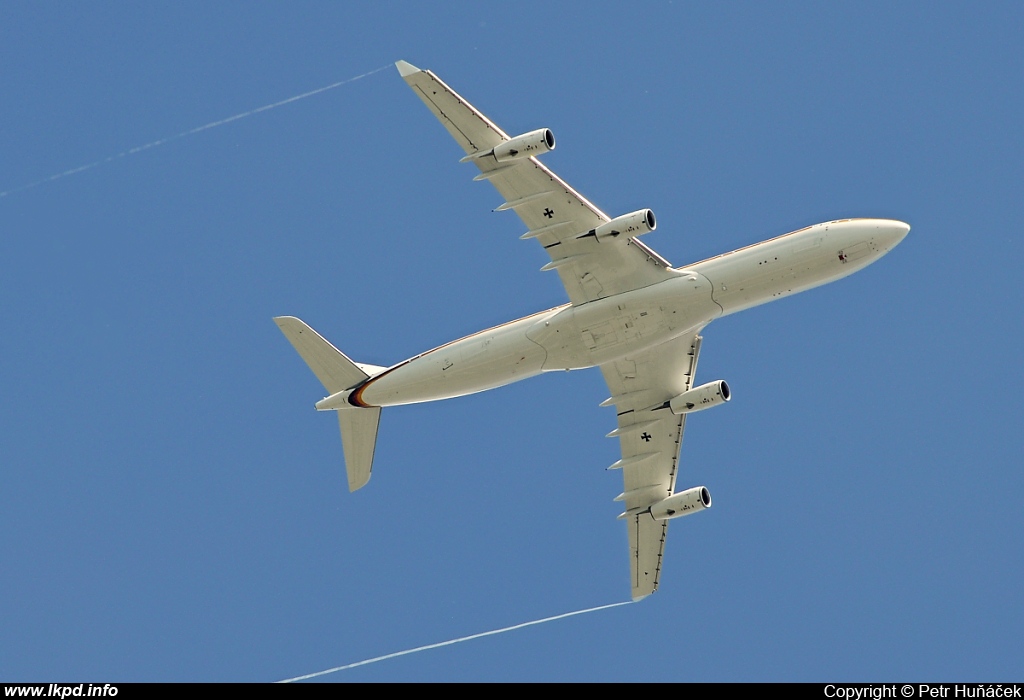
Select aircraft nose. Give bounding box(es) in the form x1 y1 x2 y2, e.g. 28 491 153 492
880 220 910 250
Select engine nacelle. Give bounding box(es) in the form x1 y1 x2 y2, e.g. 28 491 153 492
669 380 731 415
492 128 555 163
650 486 712 521
583 209 657 242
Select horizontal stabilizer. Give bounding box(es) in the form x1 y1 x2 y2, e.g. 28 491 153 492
274 316 383 492
274 316 369 394
339 407 381 491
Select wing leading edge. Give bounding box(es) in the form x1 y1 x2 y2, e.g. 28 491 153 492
395 60 680 306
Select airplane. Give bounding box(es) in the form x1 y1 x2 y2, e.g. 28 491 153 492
274 60 909 601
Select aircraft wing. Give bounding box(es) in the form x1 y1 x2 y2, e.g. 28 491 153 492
396 60 678 306
600 332 703 600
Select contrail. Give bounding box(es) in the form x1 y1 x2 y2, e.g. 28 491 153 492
277 600 633 683
0 63 391 199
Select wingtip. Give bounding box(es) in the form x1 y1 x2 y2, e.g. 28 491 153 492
395 60 421 77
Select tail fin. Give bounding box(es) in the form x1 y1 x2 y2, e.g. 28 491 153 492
273 316 382 492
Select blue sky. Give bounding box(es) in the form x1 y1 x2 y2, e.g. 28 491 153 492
2 2 1022 681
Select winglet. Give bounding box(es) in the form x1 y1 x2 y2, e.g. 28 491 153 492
395 60 421 77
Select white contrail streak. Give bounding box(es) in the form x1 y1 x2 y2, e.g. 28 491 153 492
0 64 391 199
277 600 633 683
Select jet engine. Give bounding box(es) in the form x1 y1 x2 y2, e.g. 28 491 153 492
579 209 657 241
492 128 556 163
650 486 712 521
668 380 731 415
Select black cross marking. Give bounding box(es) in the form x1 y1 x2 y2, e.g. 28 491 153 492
640 432 652 442
543 208 554 219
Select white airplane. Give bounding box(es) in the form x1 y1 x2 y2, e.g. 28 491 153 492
275 60 909 601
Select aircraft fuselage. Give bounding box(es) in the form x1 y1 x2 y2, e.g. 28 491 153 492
343 218 908 409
